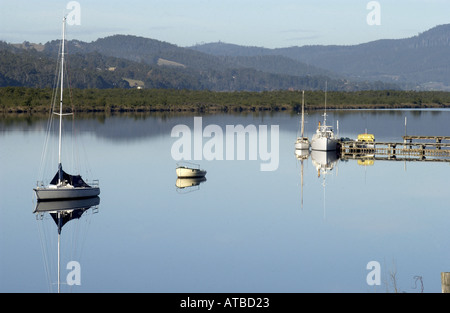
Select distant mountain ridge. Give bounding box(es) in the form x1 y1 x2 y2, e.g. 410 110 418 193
43 34 340 80
0 35 397 91
189 24 450 91
2 24 449 91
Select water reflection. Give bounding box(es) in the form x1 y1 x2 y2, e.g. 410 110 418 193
311 150 339 177
176 177 207 193
295 149 309 210
294 148 310 161
34 197 100 293
295 136 450 224
2 110 450 292
295 150 340 216
310 151 339 219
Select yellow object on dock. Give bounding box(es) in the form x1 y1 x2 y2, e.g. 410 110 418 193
357 133 375 142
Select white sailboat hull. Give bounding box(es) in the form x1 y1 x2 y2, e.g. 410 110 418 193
176 167 207 178
34 186 100 201
295 138 310 150
311 136 338 151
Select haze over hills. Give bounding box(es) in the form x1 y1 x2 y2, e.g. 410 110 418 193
0 24 448 91
190 24 450 91
0 35 393 91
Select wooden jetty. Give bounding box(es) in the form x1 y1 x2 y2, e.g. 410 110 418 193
403 136 450 144
339 135 450 163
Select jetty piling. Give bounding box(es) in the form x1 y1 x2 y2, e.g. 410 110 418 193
442 272 450 293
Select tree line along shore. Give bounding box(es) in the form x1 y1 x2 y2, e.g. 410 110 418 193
1 87 450 114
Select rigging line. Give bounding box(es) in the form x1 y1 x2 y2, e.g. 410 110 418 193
296 112 301 137
70 213 80 261
65 41 76 114
79 138 93 177
75 211 93 275
37 113 52 181
71 211 81 258
77 209 95 264
64 36 82 174
38 59 61 181
39 37 64 181
36 214 53 293
47 214 59 293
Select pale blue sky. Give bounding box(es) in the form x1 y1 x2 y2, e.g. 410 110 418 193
0 0 449 48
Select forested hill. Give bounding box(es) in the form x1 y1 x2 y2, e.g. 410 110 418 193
190 24 450 91
2 24 449 91
0 34 399 92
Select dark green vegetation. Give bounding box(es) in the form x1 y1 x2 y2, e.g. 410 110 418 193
1 87 449 114
0 34 399 92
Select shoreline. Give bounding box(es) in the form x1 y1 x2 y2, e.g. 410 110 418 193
1 87 450 115
2 102 450 115
2 104 450 123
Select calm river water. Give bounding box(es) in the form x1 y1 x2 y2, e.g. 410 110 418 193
1 109 449 293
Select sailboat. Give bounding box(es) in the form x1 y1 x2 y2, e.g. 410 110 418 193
33 17 100 201
294 90 310 150
310 82 338 151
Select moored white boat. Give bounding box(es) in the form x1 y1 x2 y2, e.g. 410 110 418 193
310 83 338 151
176 163 207 178
311 122 339 151
33 17 100 201
34 181 100 201
295 137 310 150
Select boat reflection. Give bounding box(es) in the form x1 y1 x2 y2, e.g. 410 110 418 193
34 197 100 214
357 158 375 166
311 150 339 177
34 196 100 293
294 149 339 217
176 177 207 193
294 148 310 160
295 149 310 210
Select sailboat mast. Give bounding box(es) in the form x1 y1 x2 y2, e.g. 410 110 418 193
324 81 327 125
57 17 66 184
301 90 305 138
58 17 66 182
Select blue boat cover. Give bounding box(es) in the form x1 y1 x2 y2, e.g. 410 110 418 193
49 164 91 187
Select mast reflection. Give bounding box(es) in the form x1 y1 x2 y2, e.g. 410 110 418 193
34 196 100 293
